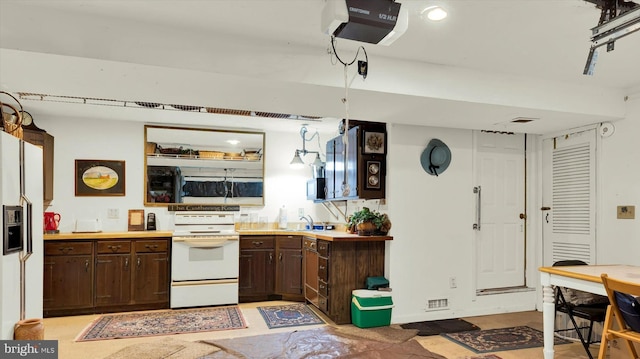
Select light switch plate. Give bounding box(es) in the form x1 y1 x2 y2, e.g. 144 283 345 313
617 205 635 219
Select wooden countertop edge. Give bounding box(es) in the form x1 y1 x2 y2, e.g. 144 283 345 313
44 231 174 240
238 230 393 241
44 230 392 242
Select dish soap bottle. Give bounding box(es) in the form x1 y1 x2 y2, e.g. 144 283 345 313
278 205 288 229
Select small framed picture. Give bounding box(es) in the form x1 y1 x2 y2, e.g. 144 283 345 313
363 131 385 154
128 209 145 231
75 159 125 196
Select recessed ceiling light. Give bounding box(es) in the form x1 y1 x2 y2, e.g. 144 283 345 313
227 139 240 145
421 6 448 22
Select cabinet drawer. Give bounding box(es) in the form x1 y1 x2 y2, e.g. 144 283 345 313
277 235 301 249
318 295 329 313
318 257 328 282
240 236 275 249
134 240 168 253
303 238 317 251
317 240 330 257
318 280 329 297
97 241 131 254
45 241 93 256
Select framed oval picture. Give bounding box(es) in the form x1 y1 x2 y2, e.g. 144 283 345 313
75 159 125 196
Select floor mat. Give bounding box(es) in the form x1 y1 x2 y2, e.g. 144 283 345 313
400 318 480 336
442 326 571 353
75 306 247 341
103 337 220 359
256 303 325 329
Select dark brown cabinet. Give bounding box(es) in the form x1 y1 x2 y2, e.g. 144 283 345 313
22 128 54 202
303 237 319 307
43 241 94 315
95 241 131 306
324 121 386 201
239 235 275 300
306 239 386 324
44 238 169 317
132 240 170 305
239 235 303 302
275 235 303 297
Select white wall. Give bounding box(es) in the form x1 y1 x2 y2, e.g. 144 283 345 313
37 115 336 232
385 124 537 324
597 94 640 265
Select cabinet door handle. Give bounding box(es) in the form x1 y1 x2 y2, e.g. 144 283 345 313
252 241 263 247
137 257 141 269
124 257 129 270
319 265 325 270
85 259 89 272
145 244 159 250
279 252 283 261
269 253 273 263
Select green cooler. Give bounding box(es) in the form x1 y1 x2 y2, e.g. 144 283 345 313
351 289 394 328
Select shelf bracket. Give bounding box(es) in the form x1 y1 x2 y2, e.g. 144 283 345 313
321 201 347 223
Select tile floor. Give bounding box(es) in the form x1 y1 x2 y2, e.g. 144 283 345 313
42 301 600 359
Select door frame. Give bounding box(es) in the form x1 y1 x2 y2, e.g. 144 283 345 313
471 131 536 296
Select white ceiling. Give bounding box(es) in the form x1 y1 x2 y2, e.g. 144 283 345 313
1 0 639 135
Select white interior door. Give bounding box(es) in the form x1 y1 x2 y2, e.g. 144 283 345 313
542 129 596 266
474 131 526 290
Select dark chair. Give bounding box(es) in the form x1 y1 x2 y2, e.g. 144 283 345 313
553 260 609 359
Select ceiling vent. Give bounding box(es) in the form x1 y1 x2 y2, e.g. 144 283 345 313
510 117 539 123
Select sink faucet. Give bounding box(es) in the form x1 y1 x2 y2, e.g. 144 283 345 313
300 215 314 229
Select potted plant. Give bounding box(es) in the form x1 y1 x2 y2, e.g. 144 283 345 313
346 207 391 236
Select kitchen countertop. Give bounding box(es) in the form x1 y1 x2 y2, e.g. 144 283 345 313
44 229 393 242
44 231 173 240
237 229 393 242
44 230 392 242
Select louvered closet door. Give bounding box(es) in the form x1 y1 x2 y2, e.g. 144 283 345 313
542 129 596 266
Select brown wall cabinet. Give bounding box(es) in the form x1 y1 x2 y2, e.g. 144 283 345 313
239 235 303 302
325 121 386 201
22 128 54 202
44 238 169 317
305 239 386 324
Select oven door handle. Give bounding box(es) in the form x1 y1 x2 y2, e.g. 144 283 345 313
173 238 232 248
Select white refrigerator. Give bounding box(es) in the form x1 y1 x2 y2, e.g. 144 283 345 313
0 131 43 339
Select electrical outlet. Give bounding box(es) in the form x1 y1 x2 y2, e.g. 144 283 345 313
298 208 304 218
449 277 457 288
107 208 119 219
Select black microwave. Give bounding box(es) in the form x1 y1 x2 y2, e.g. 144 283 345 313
307 178 326 201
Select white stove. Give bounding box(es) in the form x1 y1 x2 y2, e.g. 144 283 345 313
170 211 239 308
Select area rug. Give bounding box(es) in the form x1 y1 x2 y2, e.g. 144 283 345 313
400 318 481 336
331 324 418 343
202 326 447 359
75 306 247 342
104 337 220 359
256 303 325 329
442 326 571 353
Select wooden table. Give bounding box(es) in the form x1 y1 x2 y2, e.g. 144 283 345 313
539 264 640 359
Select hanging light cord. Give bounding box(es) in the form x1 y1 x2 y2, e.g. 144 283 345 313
330 36 368 196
